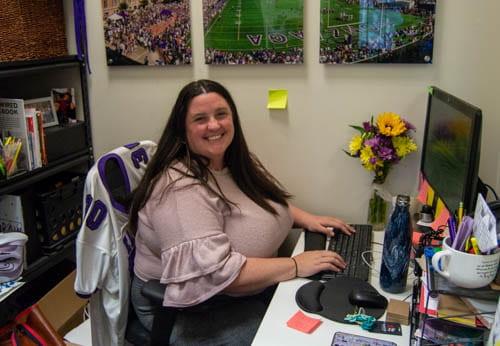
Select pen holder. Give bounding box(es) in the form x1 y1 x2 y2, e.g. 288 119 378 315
432 237 500 289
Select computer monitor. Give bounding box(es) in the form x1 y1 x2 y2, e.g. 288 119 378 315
420 86 482 216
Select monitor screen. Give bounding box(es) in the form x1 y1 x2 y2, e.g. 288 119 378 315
420 86 482 215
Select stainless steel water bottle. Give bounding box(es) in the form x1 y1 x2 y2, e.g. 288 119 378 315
379 195 412 293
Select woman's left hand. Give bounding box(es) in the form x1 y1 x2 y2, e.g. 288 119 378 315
290 205 355 237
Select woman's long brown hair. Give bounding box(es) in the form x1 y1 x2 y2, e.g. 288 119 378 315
129 80 291 234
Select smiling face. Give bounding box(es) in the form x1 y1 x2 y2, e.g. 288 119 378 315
185 92 235 170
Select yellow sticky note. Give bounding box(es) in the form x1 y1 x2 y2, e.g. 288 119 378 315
426 186 434 206
435 198 444 216
267 89 288 109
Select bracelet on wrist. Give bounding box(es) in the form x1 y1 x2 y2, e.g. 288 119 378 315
291 257 298 278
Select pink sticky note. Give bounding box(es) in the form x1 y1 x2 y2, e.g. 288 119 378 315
417 176 430 204
286 310 322 334
431 203 450 230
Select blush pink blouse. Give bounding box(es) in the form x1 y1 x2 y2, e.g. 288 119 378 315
134 162 293 307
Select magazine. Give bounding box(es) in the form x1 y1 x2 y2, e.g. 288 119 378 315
0 98 31 173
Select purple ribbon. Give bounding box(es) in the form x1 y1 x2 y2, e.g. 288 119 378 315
73 0 91 73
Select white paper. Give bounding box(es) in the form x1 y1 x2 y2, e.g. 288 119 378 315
0 279 24 303
473 194 498 253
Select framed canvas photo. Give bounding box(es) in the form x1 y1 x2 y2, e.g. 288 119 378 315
24 97 58 128
101 1 192 66
319 0 436 64
51 88 76 125
203 0 304 64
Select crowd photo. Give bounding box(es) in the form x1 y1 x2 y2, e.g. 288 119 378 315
102 0 192 66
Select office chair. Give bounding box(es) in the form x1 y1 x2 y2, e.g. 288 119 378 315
74 141 175 346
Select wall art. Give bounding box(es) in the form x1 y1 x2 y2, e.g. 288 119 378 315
320 0 436 64
102 0 191 66
203 0 304 64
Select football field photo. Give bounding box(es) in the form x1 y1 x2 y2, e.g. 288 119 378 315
320 0 436 64
203 0 304 64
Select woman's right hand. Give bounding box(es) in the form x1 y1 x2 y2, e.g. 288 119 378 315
293 250 347 278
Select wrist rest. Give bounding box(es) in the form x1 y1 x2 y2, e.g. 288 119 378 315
295 277 386 323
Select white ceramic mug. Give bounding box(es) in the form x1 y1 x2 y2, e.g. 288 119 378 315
431 237 500 289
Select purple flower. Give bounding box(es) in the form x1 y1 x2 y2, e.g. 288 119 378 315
365 136 380 147
366 135 398 162
363 121 375 132
378 146 397 161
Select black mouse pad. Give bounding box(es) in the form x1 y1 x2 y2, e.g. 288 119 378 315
295 277 386 323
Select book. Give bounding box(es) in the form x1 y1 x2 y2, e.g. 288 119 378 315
487 298 500 345
416 317 487 344
0 194 24 233
419 279 438 316
25 110 42 169
438 294 477 327
461 297 497 329
0 98 31 172
35 111 48 166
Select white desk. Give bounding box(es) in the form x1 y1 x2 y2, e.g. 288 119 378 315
253 231 413 346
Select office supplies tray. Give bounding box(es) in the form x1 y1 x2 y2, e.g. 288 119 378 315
425 257 499 301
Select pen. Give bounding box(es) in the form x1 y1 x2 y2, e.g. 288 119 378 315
465 236 471 252
447 216 456 243
7 141 22 176
457 202 464 227
470 237 480 255
0 155 5 177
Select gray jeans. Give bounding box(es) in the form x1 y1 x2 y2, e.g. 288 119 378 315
131 275 273 346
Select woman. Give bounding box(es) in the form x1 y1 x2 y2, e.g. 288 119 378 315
129 80 354 345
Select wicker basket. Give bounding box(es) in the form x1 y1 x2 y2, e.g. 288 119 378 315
0 0 67 62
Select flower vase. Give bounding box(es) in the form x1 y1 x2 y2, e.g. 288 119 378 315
367 186 388 231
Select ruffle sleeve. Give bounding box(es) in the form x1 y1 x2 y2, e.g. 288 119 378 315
160 233 246 307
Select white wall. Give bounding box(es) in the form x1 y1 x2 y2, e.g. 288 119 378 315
65 0 499 223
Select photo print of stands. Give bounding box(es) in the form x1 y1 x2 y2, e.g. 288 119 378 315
320 0 436 64
101 0 192 66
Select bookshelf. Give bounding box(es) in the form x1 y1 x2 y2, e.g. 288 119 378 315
0 56 94 326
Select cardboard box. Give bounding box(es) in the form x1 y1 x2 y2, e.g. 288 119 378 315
37 270 88 336
386 298 410 325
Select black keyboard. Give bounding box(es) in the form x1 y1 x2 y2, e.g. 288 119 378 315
304 224 373 281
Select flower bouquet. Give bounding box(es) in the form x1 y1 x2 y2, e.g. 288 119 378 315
345 112 417 228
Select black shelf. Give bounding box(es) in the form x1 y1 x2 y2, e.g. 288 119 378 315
0 151 91 195
0 55 93 327
410 256 493 345
22 237 76 283
0 55 82 73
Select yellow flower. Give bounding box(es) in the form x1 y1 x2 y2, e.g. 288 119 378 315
349 135 363 155
360 146 382 171
376 112 406 137
392 136 417 157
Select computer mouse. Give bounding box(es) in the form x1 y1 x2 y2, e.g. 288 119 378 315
348 288 388 309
